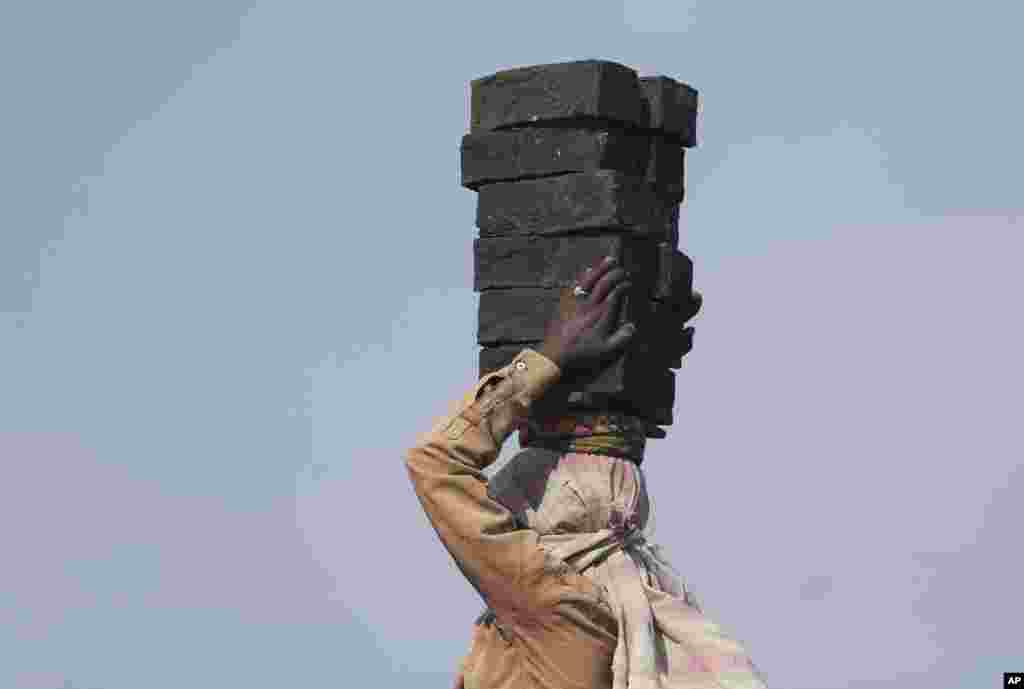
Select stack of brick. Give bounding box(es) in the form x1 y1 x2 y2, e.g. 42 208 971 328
461 59 700 438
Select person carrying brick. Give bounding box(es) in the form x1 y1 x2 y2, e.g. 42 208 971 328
406 256 769 689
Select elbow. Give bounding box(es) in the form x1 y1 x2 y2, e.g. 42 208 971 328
404 446 423 480
404 443 438 488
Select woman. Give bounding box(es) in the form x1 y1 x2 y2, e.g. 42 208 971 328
405 256 768 689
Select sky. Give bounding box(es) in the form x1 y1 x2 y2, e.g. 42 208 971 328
1 1 1021 688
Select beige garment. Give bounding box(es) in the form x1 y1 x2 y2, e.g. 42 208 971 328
406 347 768 689
490 447 769 689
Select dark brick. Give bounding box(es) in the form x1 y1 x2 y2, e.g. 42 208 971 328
650 297 698 325
470 60 650 134
630 301 699 368
571 381 674 426
479 344 675 426
646 137 686 204
663 204 680 247
461 128 684 203
630 305 695 369
476 171 677 240
477 285 652 345
473 235 658 294
653 243 694 303
640 77 699 148
641 326 694 369
460 128 648 190
649 293 703 332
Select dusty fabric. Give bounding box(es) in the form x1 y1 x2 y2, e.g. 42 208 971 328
487 447 769 689
405 348 769 689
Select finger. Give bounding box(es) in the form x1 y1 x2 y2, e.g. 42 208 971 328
679 290 703 323
681 326 695 355
577 257 616 295
594 280 631 334
578 255 618 293
589 267 627 304
603 321 638 355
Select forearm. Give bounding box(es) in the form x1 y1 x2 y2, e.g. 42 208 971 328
404 348 562 600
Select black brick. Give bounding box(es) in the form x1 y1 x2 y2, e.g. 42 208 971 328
646 137 686 204
633 301 699 368
653 243 694 303
641 326 694 369
581 365 674 425
470 60 650 133
663 204 680 247
461 128 684 203
630 305 696 369
649 293 703 331
562 380 674 427
477 285 652 345
640 76 699 148
476 171 678 240
473 235 659 294
460 128 648 190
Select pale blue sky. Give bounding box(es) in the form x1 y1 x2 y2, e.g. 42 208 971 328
1 2 1021 688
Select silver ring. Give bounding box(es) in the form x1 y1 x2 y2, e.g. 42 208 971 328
572 285 589 298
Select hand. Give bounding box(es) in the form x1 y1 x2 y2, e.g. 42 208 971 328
538 256 637 380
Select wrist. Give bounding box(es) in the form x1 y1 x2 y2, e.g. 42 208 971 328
511 348 564 403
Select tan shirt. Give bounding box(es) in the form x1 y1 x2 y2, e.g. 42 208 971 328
405 348 620 689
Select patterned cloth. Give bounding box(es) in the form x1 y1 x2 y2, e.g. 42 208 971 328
518 410 663 465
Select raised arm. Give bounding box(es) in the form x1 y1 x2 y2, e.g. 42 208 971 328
405 255 637 609
404 347 562 608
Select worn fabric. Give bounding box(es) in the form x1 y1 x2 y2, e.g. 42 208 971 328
405 348 768 689
487 447 768 689
518 411 651 465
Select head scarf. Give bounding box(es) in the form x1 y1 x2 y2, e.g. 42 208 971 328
484 413 770 689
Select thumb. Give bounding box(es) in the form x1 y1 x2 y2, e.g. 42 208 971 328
604 321 637 354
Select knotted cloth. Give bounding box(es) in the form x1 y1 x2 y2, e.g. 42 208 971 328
518 410 657 465
486 439 769 689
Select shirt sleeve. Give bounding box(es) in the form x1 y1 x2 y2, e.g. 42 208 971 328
404 347 562 612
